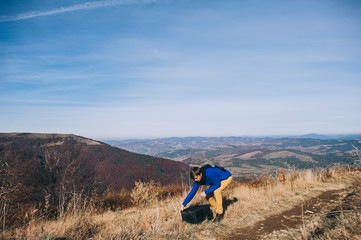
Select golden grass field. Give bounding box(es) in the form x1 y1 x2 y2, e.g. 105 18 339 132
1 167 360 240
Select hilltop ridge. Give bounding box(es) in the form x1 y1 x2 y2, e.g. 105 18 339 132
0 132 103 146
0 132 189 228
0 132 189 191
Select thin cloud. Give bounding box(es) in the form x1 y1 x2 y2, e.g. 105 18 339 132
0 0 156 22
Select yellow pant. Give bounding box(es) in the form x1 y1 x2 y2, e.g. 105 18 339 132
206 176 233 214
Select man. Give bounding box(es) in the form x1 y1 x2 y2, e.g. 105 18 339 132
179 165 233 222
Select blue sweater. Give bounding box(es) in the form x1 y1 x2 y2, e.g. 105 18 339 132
182 167 232 207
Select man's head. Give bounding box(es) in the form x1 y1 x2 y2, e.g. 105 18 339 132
190 166 202 182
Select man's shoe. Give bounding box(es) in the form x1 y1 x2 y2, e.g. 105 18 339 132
213 213 224 222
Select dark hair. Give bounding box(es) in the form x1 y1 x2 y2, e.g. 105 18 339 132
190 167 202 180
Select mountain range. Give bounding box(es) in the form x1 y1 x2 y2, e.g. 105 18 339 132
106 135 361 180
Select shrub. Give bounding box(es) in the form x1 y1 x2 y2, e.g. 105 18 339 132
246 175 275 188
276 168 287 184
157 184 183 199
99 188 133 211
130 180 164 206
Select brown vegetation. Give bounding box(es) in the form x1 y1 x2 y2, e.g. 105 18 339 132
0 166 360 239
1 134 360 239
0 133 189 231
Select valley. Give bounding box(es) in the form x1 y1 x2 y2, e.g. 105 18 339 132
107 135 361 180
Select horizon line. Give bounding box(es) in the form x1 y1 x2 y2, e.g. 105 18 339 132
100 133 361 141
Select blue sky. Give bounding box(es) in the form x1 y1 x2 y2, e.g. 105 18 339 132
1 0 360 140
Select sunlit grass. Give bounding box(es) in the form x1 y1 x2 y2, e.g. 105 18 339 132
1 167 360 240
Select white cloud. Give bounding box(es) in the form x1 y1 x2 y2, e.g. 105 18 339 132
0 0 157 22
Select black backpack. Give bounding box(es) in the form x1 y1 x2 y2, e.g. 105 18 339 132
200 164 226 173
181 204 213 224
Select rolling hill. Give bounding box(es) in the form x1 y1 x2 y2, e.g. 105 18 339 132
107 136 361 180
0 133 189 191
0 133 189 225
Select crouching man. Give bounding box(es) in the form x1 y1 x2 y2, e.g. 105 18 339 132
179 165 233 222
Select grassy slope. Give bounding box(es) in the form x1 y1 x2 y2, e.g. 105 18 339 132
1 168 360 240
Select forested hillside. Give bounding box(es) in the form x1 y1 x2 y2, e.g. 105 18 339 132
0 133 189 227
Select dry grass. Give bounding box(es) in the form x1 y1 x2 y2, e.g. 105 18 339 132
1 167 360 240
306 211 361 240
287 170 361 240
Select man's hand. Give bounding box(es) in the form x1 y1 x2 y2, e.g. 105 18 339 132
200 191 206 198
179 205 184 213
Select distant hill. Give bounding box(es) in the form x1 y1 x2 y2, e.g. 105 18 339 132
0 133 189 221
0 133 189 190
105 134 361 156
106 135 361 180
106 136 273 156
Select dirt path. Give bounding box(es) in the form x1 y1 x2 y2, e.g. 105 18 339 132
221 179 361 240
